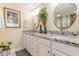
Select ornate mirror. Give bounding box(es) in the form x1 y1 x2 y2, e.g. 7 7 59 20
54 3 77 30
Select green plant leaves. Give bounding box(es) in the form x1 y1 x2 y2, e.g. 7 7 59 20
38 7 48 25
0 41 12 48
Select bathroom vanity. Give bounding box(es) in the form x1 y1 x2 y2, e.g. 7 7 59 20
23 31 79 56
23 3 79 56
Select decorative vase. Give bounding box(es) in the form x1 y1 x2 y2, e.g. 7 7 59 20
39 25 43 33
44 25 47 33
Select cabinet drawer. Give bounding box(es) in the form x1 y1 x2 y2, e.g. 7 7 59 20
38 38 50 47
52 49 67 56
52 41 79 56
38 42 51 56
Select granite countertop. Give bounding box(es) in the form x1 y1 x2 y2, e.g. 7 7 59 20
23 31 79 48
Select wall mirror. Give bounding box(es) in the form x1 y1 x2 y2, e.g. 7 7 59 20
54 3 77 30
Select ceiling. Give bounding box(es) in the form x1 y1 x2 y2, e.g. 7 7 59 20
24 3 41 12
2 3 41 12
14 3 41 12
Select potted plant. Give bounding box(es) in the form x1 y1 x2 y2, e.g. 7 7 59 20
38 7 48 33
0 41 12 51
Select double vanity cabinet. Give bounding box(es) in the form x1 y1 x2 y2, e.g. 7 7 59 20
23 32 79 56
23 33 51 56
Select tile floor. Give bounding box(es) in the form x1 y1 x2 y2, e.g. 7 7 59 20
0 47 24 56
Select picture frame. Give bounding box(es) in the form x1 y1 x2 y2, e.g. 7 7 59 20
4 7 21 28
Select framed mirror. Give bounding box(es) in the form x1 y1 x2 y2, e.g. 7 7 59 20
53 3 77 30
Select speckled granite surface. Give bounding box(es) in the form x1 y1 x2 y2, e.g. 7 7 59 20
23 31 79 48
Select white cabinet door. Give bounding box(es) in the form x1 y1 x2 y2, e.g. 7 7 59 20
26 35 31 53
23 34 27 49
24 38 27 49
38 42 51 56
31 36 38 56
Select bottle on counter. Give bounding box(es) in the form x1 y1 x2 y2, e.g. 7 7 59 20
33 23 36 32
39 25 43 33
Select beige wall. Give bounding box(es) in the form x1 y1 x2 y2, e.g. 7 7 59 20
46 3 79 32
0 3 33 48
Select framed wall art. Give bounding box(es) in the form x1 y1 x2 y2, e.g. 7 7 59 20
4 7 21 28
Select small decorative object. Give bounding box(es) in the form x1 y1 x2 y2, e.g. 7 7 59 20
39 25 43 33
4 7 20 28
38 6 48 33
0 40 12 56
0 40 12 50
44 25 47 33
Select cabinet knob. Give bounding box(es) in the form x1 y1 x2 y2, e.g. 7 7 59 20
53 54 55 56
48 51 50 53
